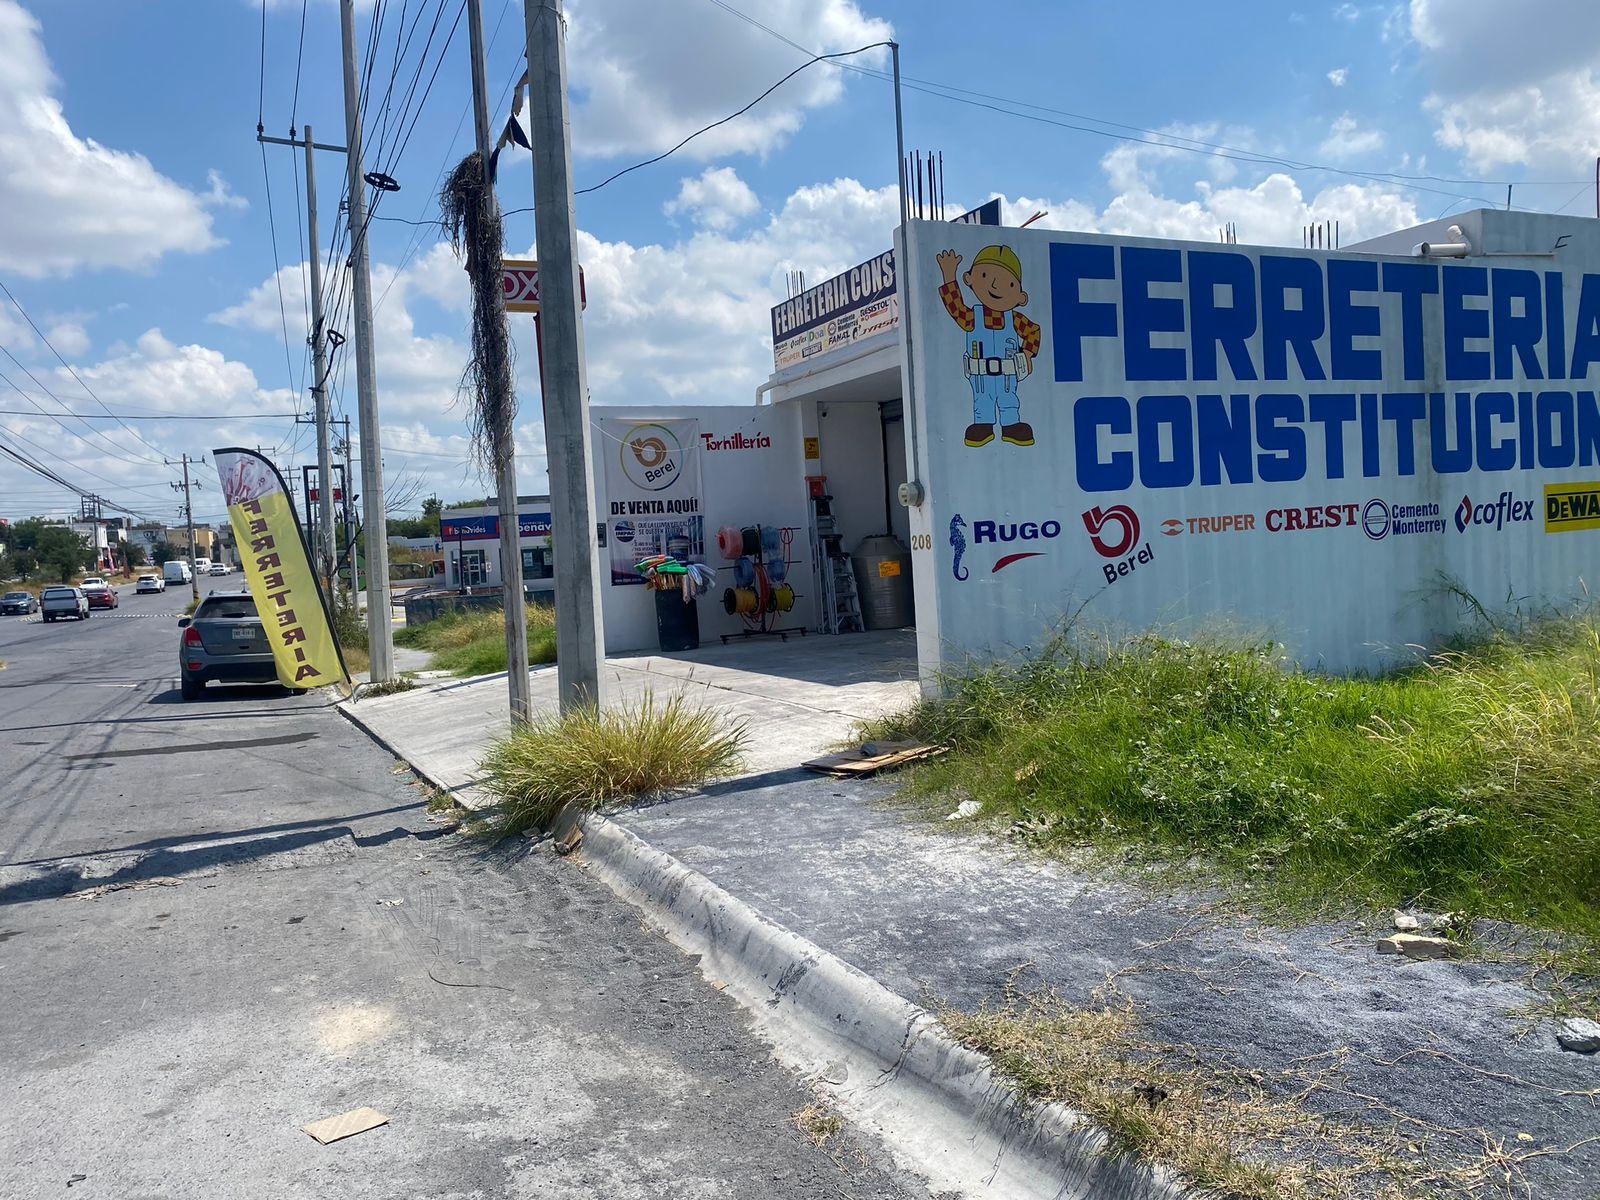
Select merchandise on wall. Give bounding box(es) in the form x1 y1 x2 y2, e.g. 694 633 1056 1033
599 418 704 586
897 212 1600 677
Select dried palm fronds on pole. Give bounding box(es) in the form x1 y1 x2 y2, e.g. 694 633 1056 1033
441 129 531 720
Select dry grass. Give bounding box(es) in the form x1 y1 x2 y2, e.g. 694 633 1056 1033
476 692 747 835
941 981 1588 1200
395 604 558 676
792 1102 845 1148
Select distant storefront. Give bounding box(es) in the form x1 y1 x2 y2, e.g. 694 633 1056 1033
440 500 554 594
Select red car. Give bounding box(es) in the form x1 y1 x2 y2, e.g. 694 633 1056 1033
83 584 119 610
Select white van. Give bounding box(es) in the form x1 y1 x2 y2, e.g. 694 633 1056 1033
193 558 212 574
163 560 192 584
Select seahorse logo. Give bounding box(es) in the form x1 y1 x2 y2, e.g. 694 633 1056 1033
949 514 969 580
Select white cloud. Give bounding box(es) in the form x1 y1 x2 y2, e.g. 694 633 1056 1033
45 320 89 358
1409 0 1600 170
1327 67 1349 86
1319 113 1386 160
566 0 891 160
0 0 220 278
202 169 248 211
664 167 760 230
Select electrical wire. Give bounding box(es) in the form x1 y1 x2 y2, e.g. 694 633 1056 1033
258 139 304 402
290 0 308 130
0 350 164 469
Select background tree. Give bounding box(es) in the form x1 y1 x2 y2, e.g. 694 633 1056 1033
152 539 177 566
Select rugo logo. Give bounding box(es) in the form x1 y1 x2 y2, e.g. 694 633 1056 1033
1081 505 1140 558
1454 491 1534 533
973 518 1062 543
1545 482 1600 533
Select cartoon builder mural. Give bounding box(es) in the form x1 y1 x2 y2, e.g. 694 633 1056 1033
936 245 1042 448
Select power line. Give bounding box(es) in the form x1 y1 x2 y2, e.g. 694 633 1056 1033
0 279 172 463
0 352 164 469
0 408 299 421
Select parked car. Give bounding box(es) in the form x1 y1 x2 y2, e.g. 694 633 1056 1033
136 574 166 594
178 591 285 699
162 560 192 585
83 583 119 610
208 562 230 576
0 591 38 615
40 586 89 622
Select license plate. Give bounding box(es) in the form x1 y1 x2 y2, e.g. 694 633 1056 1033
231 627 255 641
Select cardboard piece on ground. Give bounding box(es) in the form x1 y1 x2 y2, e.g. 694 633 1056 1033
302 1106 390 1145
802 741 946 778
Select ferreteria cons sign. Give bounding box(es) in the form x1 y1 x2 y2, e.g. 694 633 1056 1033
898 216 1600 676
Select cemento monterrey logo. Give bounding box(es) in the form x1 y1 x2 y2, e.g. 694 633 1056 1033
1454 491 1534 533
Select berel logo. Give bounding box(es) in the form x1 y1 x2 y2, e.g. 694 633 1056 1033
1081 505 1140 558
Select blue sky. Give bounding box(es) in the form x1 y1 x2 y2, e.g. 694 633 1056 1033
1 0 1598 525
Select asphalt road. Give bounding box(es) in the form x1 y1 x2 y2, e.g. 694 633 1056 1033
0 579 934 1199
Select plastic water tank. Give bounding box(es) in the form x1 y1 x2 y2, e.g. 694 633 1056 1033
850 534 913 630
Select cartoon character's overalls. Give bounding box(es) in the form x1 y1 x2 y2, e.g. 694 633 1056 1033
963 307 1025 429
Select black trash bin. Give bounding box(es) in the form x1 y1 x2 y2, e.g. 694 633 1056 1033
654 588 700 651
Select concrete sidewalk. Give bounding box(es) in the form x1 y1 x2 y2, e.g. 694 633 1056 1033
340 629 919 808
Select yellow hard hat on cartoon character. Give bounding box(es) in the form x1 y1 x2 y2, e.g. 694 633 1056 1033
970 244 1023 284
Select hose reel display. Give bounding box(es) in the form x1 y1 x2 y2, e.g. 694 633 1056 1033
715 523 801 640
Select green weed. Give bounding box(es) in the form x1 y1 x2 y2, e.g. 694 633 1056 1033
864 616 1600 948
395 604 558 676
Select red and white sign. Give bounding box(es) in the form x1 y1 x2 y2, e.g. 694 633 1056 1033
501 258 587 314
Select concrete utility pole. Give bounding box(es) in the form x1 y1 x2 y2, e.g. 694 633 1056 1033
339 0 395 682
524 0 605 711
303 122 337 589
168 454 202 603
467 0 532 722
335 416 358 594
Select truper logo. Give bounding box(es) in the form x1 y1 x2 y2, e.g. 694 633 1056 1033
1454 492 1534 533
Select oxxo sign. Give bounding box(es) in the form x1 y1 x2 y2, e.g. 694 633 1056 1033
901 215 1600 676
500 259 587 315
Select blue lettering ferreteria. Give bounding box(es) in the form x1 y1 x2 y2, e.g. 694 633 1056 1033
1121 247 1186 381
1491 268 1544 380
1571 274 1600 379
1429 392 1473 474
1382 392 1427 475
1537 391 1576 468
1196 393 1252 485
1381 261 1438 382
1050 242 1117 383
1136 394 1195 488
1443 265 1490 380
1474 391 1516 472
1309 393 1356 479
1327 259 1382 380
1074 395 1133 491
1578 392 1600 466
1254 393 1306 483
1545 272 1567 380
1260 255 1327 381
1188 251 1257 381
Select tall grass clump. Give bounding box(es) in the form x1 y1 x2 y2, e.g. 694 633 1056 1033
865 614 1600 946
395 604 557 676
477 693 747 834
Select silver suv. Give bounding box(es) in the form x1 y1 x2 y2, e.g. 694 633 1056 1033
178 592 281 699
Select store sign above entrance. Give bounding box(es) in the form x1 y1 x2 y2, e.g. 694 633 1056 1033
769 201 999 371
500 259 587 314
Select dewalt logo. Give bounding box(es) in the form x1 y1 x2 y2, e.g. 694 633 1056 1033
1544 482 1600 533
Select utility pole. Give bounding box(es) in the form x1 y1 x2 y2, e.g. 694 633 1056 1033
168 454 202 603
303 122 337 589
466 0 532 722
335 416 357 594
524 0 605 711
339 0 395 682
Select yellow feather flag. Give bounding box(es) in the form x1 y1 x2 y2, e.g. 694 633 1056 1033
214 447 352 694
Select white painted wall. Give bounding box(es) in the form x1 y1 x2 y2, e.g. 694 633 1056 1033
898 211 1600 679
595 404 813 652
815 400 890 554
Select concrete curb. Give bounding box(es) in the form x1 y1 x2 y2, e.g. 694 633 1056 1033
578 813 1191 1200
334 697 498 812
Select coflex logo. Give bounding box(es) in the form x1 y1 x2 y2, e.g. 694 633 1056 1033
1544 482 1600 533
1454 491 1534 533
1082 504 1153 585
